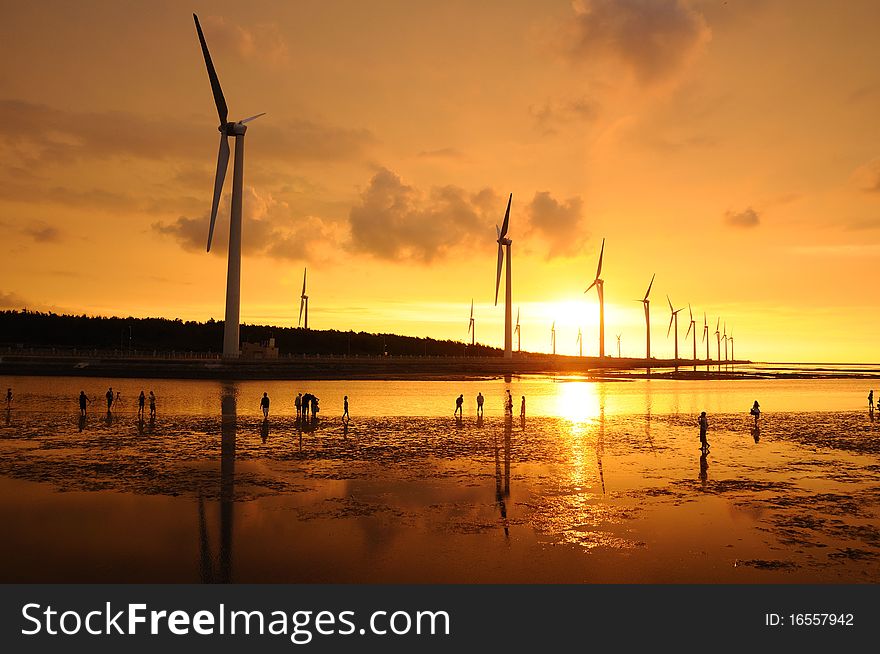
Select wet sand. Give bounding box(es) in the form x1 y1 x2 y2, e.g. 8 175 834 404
1 387 878 583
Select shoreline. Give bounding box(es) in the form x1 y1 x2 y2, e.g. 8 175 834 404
3 353 876 381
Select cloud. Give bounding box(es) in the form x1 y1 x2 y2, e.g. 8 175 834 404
152 186 340 262
568 0 711 85
0 291 28 309
527 192 586 257
200 16 289 66
21 221 63 243
724 207 760 228
0 100 372 166
851 158 880 193
417 148 466 160
348 168 500 262
530 97 598 135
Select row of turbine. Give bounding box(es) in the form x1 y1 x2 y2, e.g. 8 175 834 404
484 196 737 361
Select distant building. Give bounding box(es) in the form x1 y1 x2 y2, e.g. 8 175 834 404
241 337 279 359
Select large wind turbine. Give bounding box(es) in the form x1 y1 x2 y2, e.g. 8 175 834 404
729 330 735 362
667 296 685 361
639 273 655 359
714 317 721 363
467 299 475 346
494 194 513 359
685 305 697 366
551 321 556 355
298 268 309 329
194 14 265 358
577 328 583 357
514 308 521 352
584 239 606 357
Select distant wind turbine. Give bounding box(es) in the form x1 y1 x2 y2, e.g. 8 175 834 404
467 299 475 346
584 238 606 357
577 328 583 357
494 194 514 359
194 14 266 358
714 317 721 363
667 296 685 361
551 321 556 355
616 334 621 358
298 268 309 329
722 322 728 361
702 312 710 368
514 307 521 352
639 273 655 359
685 305 697 366
729 330 735 363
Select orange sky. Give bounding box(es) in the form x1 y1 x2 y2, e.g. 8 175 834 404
1 0 879 362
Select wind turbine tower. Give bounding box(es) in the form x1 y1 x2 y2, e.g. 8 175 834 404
494 194 514 359
577 328 583 357
584 239 606 357
194 14 266 358
723 322 728 361
714 318 721 364
702 313 710 369
551 321 556 355
298 268 309 329
685 305 697 367
467 299 475 347
616 334 622 358
667 296 685 362
640 273 655 359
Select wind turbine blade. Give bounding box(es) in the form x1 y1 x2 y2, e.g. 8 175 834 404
667 314 674 337
667 295 673 313
644 273 655 301
499 193 511 239
704 312 707 327
298 298 304 326
494 243 503 305
516 307 520 327
470 299 474 320
689 304 693 322
302 268 307 296
715 317 720 332
686 321 693 338
193 14 228 126
239 112 266 124
206 132 230 252
584 279 597 294
596 238 605 278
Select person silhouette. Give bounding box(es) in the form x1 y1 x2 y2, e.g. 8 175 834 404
520 395 526 418
506 390 513 416
342 395 350 422
5 388 12 409
149 391 156 418
105 387 114 412
454 394 464 417
476 392 484 417
295 393 303 419
260 392 270 419
137 390 146 418
78 390 90 417
699 411 709 451
870 390 874 410
750 400 761 426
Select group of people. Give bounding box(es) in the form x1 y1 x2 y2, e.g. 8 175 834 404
455 391 525 418
698 399 762 451
75 388 156 418
293 392 322 420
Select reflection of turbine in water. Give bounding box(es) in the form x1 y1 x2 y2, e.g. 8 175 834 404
596 390 606 495
198 383 236 583
493 418 512 540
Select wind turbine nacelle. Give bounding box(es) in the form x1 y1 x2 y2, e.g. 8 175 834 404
222 122 247 135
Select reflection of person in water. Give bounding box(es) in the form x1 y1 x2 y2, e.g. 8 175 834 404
260 418 269 443
699 451 709 487
5 388 12 409
751 423 761 443
698 411 709 451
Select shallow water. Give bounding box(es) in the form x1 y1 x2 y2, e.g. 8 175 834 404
0 375 878 583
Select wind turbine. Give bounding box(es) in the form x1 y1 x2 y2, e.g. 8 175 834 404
729 330 735 362
667 296 685 361
551 321 556 355
298 268 309 329
577 328 583 357
494 194 513 359
584 239 606 357
513 307 521 352
467 299 475 347
685 305 697 366
701 312 710 367
722 322 728 361
714 317 721 363
194 14 265 358
639 273 655 359
616 334 622 358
